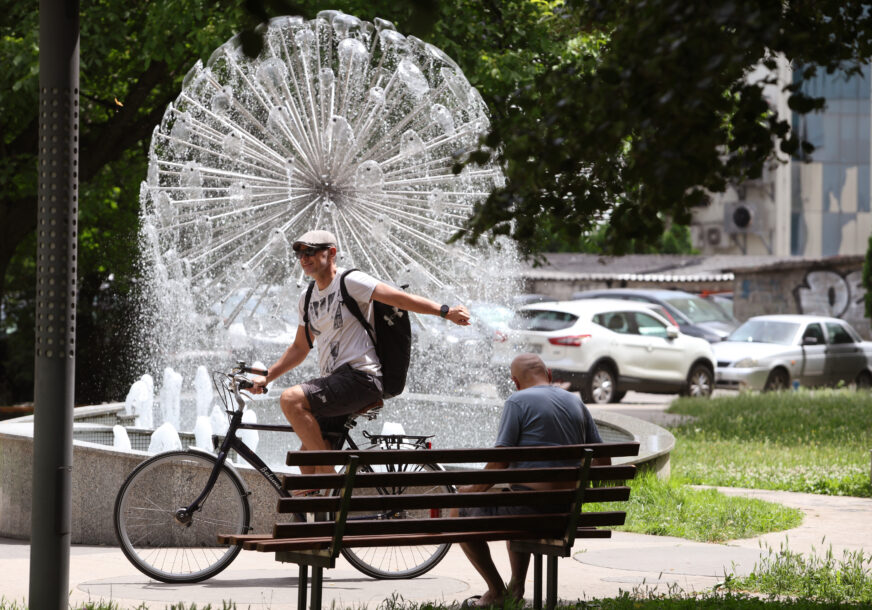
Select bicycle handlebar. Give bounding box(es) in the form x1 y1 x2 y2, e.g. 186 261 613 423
228 361 269 394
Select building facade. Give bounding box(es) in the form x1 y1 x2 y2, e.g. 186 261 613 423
691 60 872 258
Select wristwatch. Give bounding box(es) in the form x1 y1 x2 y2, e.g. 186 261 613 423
440 304 450 318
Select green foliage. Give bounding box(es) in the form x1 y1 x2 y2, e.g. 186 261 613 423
668 389 872 497
461 1 872 257
0 0 247 404
585 471 801 543
723 543 872 604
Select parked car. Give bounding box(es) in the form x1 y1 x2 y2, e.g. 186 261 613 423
713 314 872 391
491 299 716 404
703 292 734 318
571 288 739 343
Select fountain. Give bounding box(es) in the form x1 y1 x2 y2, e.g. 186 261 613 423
0 12 670 545
129 10 527 449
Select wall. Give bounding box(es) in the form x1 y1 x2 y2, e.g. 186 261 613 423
0 429 293 545
732 256 870 338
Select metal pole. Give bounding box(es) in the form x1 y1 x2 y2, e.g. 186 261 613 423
31 0 79 608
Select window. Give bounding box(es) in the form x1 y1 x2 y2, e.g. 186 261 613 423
802 323 825 344
510 309 578 332
594 312 630 334
729 320 800 345
664 296 734 323
633 312 668 338
826 322 855 345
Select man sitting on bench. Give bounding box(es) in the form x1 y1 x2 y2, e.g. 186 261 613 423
453 353 609 607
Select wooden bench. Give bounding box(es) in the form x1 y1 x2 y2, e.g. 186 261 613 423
219 442 639 610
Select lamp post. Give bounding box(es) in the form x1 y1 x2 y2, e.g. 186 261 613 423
31 0 79 607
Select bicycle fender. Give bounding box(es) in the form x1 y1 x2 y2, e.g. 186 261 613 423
185 446 252 496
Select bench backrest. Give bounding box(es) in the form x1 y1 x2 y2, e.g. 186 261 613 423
279 443 639 557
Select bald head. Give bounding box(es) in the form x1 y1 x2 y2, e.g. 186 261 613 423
510 353 552 390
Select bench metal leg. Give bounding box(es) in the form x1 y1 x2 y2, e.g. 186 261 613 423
297 565 308 610
546 555 558 610
311 566 323 610
532 554 542 610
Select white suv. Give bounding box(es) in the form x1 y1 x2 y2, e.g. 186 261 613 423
492 299 715 404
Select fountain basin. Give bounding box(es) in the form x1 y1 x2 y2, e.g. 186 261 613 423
0 396 672 544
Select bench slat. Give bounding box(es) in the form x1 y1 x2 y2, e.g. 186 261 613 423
270 511 626 538
276 486 631 513
281 465 636 491
285 443 639 466
251 528 614 552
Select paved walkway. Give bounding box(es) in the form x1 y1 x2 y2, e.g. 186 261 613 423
2 488 870 609
3 392 870 608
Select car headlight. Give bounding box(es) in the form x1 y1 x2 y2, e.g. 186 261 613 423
733 357 759 368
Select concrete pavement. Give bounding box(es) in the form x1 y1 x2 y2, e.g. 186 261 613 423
2 487 870 609
3 392 870 609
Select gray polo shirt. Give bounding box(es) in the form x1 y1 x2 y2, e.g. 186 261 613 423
495 385 602 469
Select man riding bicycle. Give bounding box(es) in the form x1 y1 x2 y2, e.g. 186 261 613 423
251 229 470 475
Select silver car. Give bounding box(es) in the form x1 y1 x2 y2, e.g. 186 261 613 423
713 314 872 391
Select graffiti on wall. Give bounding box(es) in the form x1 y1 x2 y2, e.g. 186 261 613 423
794 270 866 320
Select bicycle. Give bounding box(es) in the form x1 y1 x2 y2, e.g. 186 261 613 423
113 361 452 583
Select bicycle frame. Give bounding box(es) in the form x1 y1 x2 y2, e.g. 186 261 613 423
178 367 434 525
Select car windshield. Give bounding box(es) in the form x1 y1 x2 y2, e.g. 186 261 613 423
727 320 800 345
510 309 578 331
663 296 734 323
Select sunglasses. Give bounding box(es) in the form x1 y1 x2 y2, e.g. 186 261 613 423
293 246 327 260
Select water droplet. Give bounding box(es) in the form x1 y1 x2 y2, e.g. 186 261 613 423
256 57 288 90
401 129 425 156
329 115 354 145
397 59 429 98
222 130 243 155
319 67 335 90
355 160 384 189
181 161 202 187
430 104 455 135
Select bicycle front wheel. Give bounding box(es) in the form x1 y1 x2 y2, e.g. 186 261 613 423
114 450 251 583
336 461 453 579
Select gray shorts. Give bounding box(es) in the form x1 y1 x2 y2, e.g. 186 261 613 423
301 363 382 430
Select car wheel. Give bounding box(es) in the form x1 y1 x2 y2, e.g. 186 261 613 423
685 364 714 398
586 365 615 404
855 370 872 390
610 390 627 404
763 368 790 392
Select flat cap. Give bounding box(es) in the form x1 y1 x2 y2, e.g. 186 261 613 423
292 229 337 250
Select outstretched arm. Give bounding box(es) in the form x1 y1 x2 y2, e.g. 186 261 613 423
371 282 470 326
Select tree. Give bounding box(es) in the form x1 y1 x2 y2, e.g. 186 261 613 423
460 1 872 256
0 0 250 403
0 0 566 403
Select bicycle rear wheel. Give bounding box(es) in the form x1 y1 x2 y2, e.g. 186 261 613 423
114 450 251 583
335 461 453 579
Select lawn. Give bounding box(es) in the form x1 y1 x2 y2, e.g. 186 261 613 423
667 388 872 497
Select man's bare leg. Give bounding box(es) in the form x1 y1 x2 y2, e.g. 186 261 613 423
506 546 531 601
280 385 333 475
449 509 507 605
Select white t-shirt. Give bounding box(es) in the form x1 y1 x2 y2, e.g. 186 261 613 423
298 268 382 377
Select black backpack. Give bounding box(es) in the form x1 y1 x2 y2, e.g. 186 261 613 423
303 269 412 399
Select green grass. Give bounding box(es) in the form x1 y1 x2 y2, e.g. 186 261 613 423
722 542 872 604
0 592 865 610
586 471 802 542
667 388 872 497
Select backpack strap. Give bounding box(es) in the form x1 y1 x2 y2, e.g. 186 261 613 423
339 269 376 345
303 280 316 349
